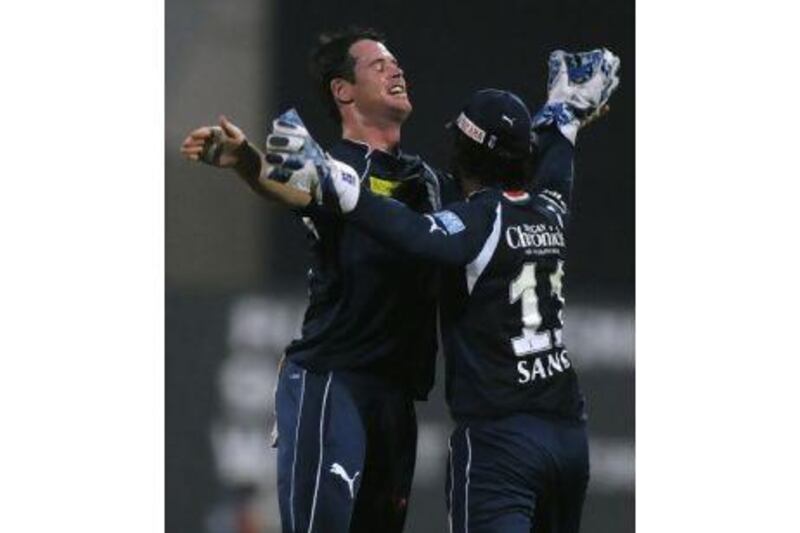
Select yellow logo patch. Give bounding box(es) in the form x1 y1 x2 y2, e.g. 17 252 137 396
368 176 402 197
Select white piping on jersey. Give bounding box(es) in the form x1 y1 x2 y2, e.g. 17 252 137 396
465 202 503 294
359 158 372 183
466 187 489 200
289 369 307 532
341 137 395 158
302 217 321 241
538 190 567 213
537 193 566 229
538 191 568 219
422 162 442 210
307 372 333 533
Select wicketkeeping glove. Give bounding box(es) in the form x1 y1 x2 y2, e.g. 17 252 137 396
264 109 360 213
532 48 621 144
262 108 328 193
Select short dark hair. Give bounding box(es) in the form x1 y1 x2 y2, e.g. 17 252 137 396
309 27 386 123
450 130 532 190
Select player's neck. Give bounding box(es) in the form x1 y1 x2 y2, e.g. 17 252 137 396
341 117 402 154
461 177 482 197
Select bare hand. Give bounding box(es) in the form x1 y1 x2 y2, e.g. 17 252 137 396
180 115 247 168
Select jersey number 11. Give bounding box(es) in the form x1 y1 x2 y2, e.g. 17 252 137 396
508 260 564 356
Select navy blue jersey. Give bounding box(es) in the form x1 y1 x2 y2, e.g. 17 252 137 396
285 139 446 399
346 129 585 420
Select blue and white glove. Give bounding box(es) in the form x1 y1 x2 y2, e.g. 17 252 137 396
532 49 620 144
264 109 360 213
262 108 327 193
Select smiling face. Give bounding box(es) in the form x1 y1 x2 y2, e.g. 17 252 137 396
334 39 412 125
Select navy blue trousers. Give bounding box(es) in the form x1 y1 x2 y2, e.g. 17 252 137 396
447 413 589 533
275 359 417 533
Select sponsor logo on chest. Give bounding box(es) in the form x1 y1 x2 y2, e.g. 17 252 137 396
505 223 565 254
368 176 402 197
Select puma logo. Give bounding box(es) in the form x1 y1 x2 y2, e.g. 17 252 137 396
501 114 516 127
424 215 446 235
329 463 360 499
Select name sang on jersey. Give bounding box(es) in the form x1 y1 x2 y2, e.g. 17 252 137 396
505 223 565 255
517 348 573 385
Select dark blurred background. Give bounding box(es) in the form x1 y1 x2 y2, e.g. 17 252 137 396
167 0 634 531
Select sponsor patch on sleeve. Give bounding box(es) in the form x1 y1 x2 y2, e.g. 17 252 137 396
432 210 466 235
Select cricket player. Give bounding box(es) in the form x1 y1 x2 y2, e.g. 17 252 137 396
266 49 620 532
181 28 452 533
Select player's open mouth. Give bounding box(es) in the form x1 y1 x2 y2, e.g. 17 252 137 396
388 84 406 96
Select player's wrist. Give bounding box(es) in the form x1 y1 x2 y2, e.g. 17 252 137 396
532 103 580 145
233 140 263 182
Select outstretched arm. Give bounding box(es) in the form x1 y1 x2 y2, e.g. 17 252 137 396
347 190 495 267
180 115 312 209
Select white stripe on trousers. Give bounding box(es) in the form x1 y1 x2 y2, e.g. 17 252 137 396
448 435 454 533
465 428 472 533
289 370 307 532
307 373 333 533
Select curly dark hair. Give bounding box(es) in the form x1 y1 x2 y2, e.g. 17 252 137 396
309 27 387 123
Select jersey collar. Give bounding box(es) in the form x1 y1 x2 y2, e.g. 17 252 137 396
339 137 401 159
502 189 531 202
334 138 423 179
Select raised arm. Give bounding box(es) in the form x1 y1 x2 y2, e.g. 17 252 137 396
528 48 621 205
180 115 312 209
531 125 575 203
